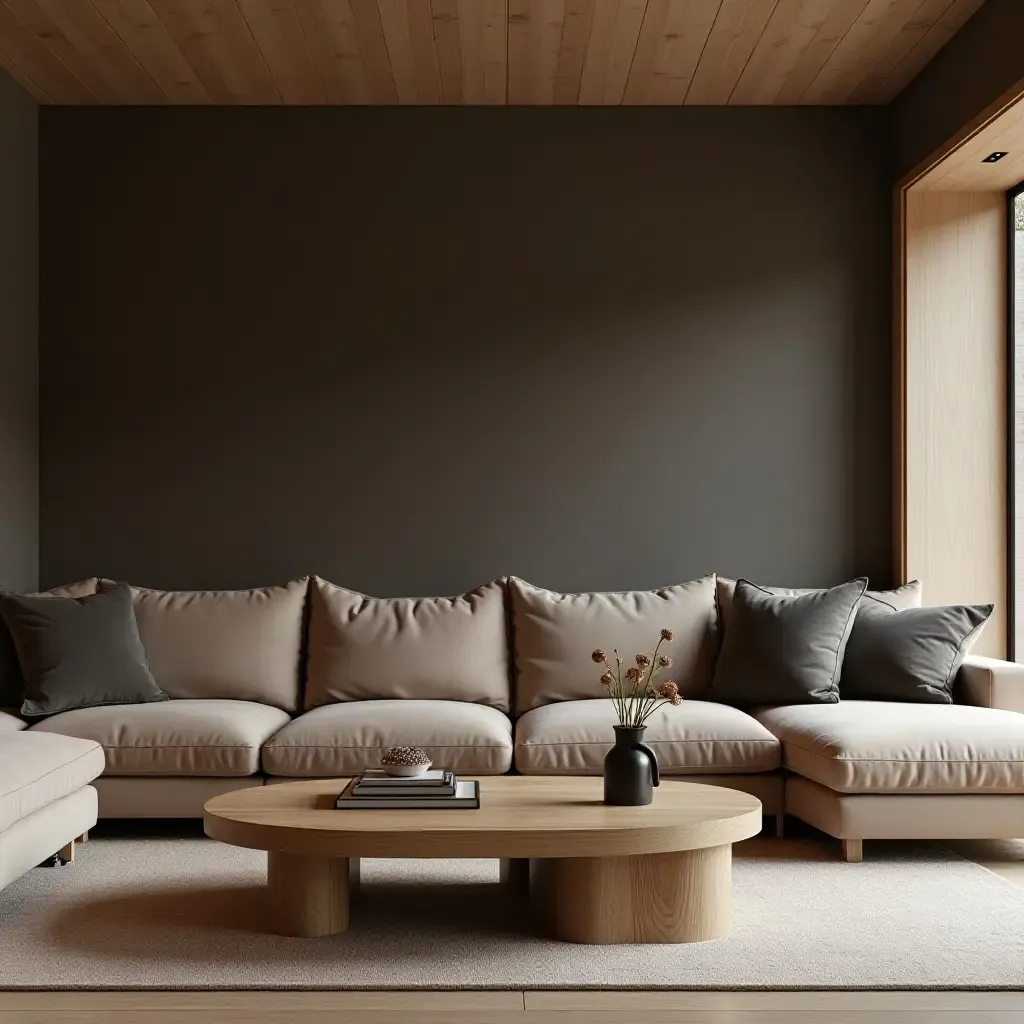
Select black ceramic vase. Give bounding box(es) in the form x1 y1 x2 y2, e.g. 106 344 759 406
603 725 660 806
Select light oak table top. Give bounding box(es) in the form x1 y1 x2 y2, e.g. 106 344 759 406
204 776 763 860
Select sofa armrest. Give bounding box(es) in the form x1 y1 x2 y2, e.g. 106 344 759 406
956 655 1024 713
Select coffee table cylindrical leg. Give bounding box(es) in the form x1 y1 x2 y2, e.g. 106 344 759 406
537 845 732 944
498 857 530 890
267 851 350 937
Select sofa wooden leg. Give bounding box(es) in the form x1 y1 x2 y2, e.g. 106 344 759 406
841 839 863 863
77 831 89 844
775 813 785 839
57 840 75 864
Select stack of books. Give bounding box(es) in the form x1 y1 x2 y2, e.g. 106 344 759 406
335 769 480 810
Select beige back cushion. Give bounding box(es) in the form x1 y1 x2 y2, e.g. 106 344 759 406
304 577 511 711
38 579 99 599
715 577 923 633
509 575 719 714
118 578 308 711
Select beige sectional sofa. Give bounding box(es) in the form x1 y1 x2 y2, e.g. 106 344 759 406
2 573 1023 869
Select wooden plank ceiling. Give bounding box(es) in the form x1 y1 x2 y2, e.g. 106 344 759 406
0 0 987 105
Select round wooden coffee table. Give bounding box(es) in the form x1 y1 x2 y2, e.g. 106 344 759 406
204 776 761 944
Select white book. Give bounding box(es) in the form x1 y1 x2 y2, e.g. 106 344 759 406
358 769 450 786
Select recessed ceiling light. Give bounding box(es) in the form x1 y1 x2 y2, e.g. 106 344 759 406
983 151 1008 163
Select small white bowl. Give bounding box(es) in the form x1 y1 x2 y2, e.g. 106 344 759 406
381 762 433 777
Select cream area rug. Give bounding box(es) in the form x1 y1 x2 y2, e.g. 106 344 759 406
2 833 1024 990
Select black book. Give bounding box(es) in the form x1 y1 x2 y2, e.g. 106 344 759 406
335 779 479 810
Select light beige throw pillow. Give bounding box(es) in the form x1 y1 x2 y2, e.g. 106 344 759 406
304 577 511 711
509 575 719 714
116 578 308 711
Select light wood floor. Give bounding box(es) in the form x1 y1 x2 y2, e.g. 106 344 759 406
2 832 1022 1024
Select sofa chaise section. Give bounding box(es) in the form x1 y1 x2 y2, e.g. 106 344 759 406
755 660 1024 860
0 732 103 890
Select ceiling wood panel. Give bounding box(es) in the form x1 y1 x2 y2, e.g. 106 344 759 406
578 0 647 105
349 0 398 101
0 0 989 104
90 0 212 103
429 0 461 101
865 0 985 102
802 0 930 105
551 0 591 103
147 0 281 103
0 45 49 100
458 0 506 104
508 0 564 105
845 0 957 104
294 0 372 103
0 2 98 102
377 0 440 103
773 0 868 102
684 0 779 105
14 0 166 101
622 0 718 105
729 0 835 104
237 0 324 102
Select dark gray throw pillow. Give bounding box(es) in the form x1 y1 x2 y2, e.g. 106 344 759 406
710 578 868 705
0 583 167 717
840 597 993 703
0 625 23 708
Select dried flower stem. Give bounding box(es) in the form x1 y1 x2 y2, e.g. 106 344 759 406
597 634 681 728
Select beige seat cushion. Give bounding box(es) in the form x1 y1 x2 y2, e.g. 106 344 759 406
120 579 308 711
509 576 718 714
0 731 104 830
716 578 922 633
305 578 510 711
515 699 781 775
32 699 290 776
0 709 26 731
263 700 513 777
755 701 1024 794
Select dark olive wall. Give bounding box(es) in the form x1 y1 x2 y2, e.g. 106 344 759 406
0 72 37 592
891 0 1024 181
40 107 891 596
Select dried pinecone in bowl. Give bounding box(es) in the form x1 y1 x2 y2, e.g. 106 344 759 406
381 746 432 767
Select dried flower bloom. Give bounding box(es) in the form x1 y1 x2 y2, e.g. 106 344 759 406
591 648 607 663
624 666 643 685
655 680 680 700
659 655 673 668
660 628 675 641
635 652 651 668
600 671 614 687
